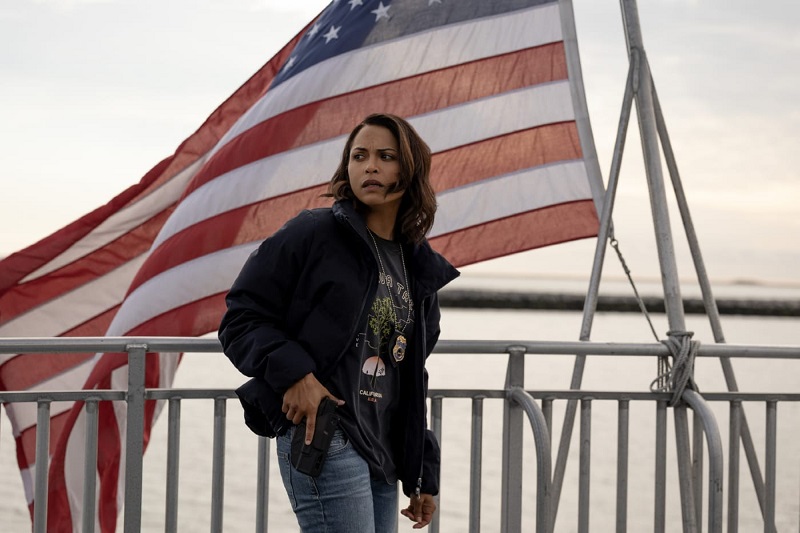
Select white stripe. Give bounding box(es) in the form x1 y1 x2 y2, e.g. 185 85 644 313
154 81 575 247
64 408 90 531
214 3 562 153
430 160 592 237
21 157 203 283
3 367 93 435
20 464 33 505
0 255 147 337
104 243 256 336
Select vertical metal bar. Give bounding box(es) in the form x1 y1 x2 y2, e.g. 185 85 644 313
674 406 698 533
616 400 629 533
579 44 639 341
654 401 667 533
430 396 443 533
693 411 704 533
33 400 51 533
542 398 553 444
165 398 182 533
578 398 592 533
256 437 270 533
469 397 484 533
764 402 777 533
501 348 526 533
82 399 99 533
728 401 741 533
621 0 685 333
124 344 147 533
210 397 227 533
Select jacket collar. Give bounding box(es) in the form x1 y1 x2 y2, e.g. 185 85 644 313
332 200 459 297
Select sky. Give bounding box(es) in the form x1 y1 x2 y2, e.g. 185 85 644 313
1 0 798 288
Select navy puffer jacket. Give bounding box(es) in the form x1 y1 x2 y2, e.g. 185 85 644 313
219 200 458 496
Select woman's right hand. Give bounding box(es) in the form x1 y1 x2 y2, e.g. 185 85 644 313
282 373 344 444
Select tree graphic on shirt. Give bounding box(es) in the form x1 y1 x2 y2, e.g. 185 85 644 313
369 296 396 354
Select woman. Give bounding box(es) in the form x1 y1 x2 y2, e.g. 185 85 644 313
219 113 459 532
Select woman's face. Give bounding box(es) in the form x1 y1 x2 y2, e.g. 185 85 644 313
347 124 405 214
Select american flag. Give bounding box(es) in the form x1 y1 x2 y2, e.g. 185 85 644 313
0 0 602 530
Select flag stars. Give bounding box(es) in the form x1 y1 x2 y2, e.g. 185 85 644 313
348 0 363 8
371 2 390 21
307 22 321 38
323 25 341 43
283 56 296 70
429 0 442 4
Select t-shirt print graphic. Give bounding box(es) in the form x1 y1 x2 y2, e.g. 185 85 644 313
361 295 396 398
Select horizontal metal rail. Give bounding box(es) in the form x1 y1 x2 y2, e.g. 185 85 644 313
2 336 800 359
2 337 800 532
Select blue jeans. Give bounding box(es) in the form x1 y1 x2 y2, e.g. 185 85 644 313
277 427 398 533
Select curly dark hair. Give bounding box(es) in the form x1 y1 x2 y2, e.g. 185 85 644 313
327 113 437 244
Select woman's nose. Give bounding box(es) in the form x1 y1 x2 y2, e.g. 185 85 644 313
365 159 378 173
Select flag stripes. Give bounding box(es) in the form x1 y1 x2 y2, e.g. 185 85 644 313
0 1 603 530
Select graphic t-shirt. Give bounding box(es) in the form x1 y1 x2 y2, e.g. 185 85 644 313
328 234 414 483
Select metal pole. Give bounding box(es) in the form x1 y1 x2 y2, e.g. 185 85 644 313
256 437 270 533
501 347 526 533
33 400 51 533
165 398 182 533
469 397 484 533
82 399 100 533
620 2 699 531
124 344 148 533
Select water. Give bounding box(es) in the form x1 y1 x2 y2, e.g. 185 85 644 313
2 278 800 532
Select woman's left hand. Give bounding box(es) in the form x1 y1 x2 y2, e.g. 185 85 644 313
401 493 436 529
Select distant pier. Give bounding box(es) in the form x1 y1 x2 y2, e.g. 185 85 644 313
439 289 800 317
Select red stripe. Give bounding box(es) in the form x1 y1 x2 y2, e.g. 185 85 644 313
181 43 567 197
126 293 228 337
96 375 120 533
0 157 171 297
0 306 120 388
430 200 599 267
14 411 71 472
0 209 173 325
127 122 580 293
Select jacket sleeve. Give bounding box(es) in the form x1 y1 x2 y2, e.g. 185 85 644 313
218 210 318 394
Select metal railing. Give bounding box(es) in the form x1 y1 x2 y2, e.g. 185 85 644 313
2 337 800 532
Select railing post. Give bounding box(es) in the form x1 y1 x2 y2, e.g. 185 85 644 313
469 397 484 533
124 343 147 533
616 399 630 533
82 399 100 533
728 401 741 533
654 400 667 533
165 398 182 533
430 396 443 533
501 346 526 533
211 397 227 533
256 437 270 533
33 399 52 533
578 398 592 533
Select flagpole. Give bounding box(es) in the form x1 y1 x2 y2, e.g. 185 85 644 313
619 1 704 531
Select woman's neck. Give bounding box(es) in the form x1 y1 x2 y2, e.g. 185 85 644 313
365 211 397 241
